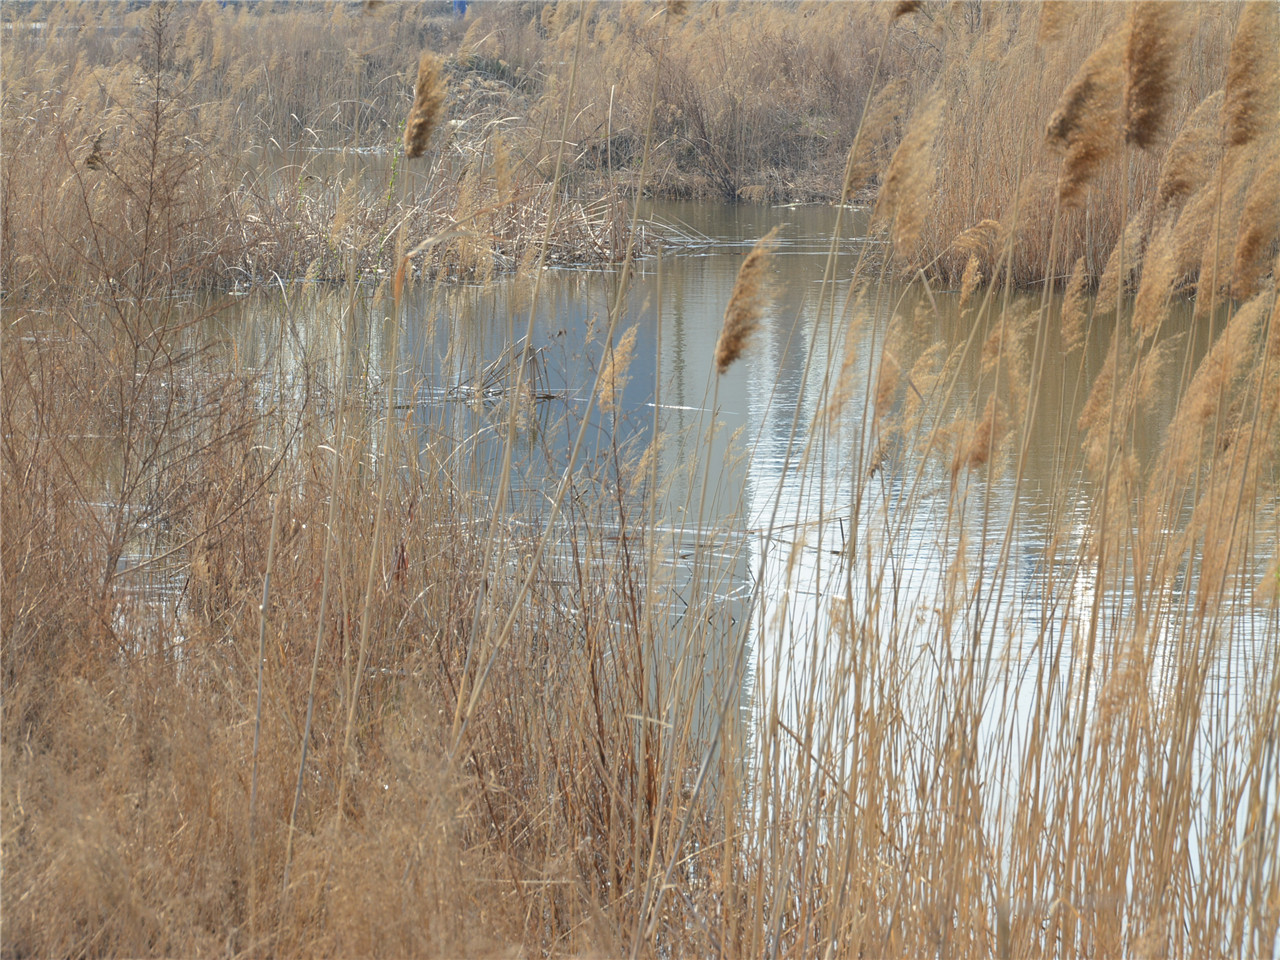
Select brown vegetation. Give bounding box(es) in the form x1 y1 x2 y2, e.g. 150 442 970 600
3 2 1280 958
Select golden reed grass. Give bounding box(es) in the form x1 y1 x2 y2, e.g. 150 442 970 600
1046 30 1124 208
1232 150 1280 298
1156 90 1224 209
1221 1 1280 148
843 78 909 199
1123 2 1180 150
1059 256 1089 353
951 395 1000 477
1037 1 1077 48
1096 208 1146 316
714 227 779 375
6 5 1280 957
598 324 639 414
404 51 446 159
1132 220 1178 340
875 94 942 259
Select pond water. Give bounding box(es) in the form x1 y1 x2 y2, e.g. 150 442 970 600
218 197 1277 886
225 193 1274 727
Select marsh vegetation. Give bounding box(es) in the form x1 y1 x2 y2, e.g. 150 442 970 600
3 2 1279 957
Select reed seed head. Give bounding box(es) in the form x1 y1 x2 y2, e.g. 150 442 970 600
404 52 446 160
843 78 909 200
959 255 982 310
1132 221 1177 341
1232 150 1280 298
874 350 900 417
598 324 638 413
1156 90 1223 208
951 396 1000 477
1047 31 1124 208
1096 209 1146 317
1060 256 1089 354
952 219 1001 260
1222 2 1280 147
875 94 942 259
1123 2 1180 150
715 227 778 375
1038 1 1075 47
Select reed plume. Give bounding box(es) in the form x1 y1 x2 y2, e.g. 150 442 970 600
1060 256 1089 354
1078 331 1119 476
1096 208 1147 316
598 324 638 413
951 396 1001 477
1156 90 1224 209
875 94 942 260
843 79 909 199
951 219 1001 260
714 227 778 375
1232 151 1280 298
1132 220 1177 340
1046 31 1123 208
1164 291 1269 478
1221 1 1280 148
1194 150 1259 310
1123 2 1181 150
404 51 446 160
959 255 982 310
874 350 900 419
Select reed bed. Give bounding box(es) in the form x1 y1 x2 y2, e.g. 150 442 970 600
0 1 647 295
3 2 1280 958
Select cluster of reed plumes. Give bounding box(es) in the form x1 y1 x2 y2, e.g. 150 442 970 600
4 3 1280 959
462 1 1274 292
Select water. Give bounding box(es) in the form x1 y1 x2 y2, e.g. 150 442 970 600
220 198 1278 733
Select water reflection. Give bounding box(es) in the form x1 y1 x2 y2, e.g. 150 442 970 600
221 199 1276 847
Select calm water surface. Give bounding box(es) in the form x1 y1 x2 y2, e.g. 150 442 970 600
222 199 1277 864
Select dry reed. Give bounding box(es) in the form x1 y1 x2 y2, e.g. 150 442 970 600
5 4 1280 958
1132 220 1178 340
1060 256 1089 353
1231 151 1280 298
714 227 779 375
598 324 639 414
1122 2 1181 150
1221 1 1280 148
951 395 1000 477
842 78 910 200
404 51 446 159
1156 90 1224 209
1047 30 1124 208
1038 1 1077 48
875 94 942 260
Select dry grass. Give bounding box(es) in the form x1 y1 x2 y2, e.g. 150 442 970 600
714 227 779 375
403 51 446 160
3 2 1280 959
